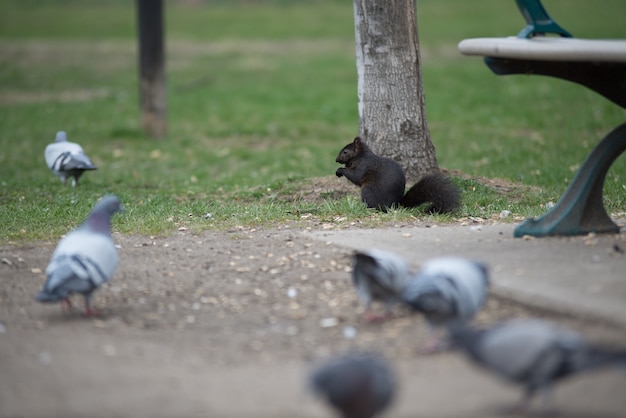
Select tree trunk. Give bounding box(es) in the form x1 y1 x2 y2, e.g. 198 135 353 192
353 0 438 180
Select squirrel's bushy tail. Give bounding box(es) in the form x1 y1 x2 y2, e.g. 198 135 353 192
399 172 460 214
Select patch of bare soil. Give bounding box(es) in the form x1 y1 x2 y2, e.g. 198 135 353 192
297 171 534 207
290 176 355 204
2 227 626 418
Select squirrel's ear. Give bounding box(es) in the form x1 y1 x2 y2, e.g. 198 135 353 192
353 137 362 148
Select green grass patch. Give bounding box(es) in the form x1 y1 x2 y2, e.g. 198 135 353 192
1 0 625 241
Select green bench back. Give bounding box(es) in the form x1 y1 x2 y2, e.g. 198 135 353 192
515 0 573 38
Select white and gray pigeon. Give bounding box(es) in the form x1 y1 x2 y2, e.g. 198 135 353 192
35 195 124 316
402 256 489 352
449 318 626 413
352 249 413 322
44 131 97 186
310 352 396 418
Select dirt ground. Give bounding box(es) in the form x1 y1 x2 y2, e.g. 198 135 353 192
2 222 626 418
2 177 626 417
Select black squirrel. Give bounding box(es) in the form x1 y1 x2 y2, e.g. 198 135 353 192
335 137 460 213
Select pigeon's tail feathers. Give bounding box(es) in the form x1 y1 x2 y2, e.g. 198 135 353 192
36 267 97 304
577 346 626 373
37 262 79 303
40 261 77 294
67 155 97 171
34 289 64 303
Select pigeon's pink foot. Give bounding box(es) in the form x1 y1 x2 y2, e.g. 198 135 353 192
60 298 73 312
363 311 395 323
419 332 453 354
81 307 102 317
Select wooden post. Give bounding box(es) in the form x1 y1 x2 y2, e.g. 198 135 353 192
136 0 166 138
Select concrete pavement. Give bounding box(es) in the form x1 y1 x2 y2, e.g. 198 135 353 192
309 221 626 327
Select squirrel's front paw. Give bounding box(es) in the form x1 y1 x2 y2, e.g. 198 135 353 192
335 168 344 177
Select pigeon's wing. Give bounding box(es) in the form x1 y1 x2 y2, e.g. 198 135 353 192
361 355 395 416
45 141 80 169
46 229 118 287
420 257 489 320
475 320 581 381
45 143 60 170
402 276 455 317
458 261 489 317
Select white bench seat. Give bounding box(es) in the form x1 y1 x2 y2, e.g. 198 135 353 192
458 37 626 63
457 0 626 238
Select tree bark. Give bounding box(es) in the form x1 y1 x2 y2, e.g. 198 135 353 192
353 0 438 180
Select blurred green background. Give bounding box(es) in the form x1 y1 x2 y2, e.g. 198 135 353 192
1 0 625 240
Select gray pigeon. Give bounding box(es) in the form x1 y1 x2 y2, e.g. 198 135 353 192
310 352 396 418
35 195 124 316
352 249 412 322
45 131 97 186
449 318 626 413
402 256 489 352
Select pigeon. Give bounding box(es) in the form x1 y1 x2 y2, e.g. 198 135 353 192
35 195 124 316
352 249 413 322
309 352 396 418
44 131 97 186
449 318 626 413
401 256 489 352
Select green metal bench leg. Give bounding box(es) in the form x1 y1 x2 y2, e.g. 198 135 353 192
514 122 626 237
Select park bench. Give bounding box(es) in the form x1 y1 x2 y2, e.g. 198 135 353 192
458 0 626 237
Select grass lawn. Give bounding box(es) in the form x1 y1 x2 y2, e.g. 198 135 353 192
1 0 625 241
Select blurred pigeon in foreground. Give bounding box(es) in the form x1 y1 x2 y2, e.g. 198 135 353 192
45 131 97 186
35 195 124 316
352 249 412 322
402 257 489 353
449 318 626 413
310 352 396 418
